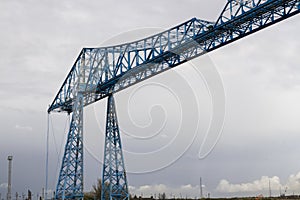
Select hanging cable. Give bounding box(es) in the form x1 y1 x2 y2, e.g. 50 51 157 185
45 111 50 200
52 113 71 191
50 115 61 158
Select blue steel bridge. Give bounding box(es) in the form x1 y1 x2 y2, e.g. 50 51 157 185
47 1 300 199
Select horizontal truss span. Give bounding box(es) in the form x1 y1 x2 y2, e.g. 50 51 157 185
48 0 299 113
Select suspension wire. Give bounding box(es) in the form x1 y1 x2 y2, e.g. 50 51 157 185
50 115 61 158
83 111 102 164
45 112 50 200
44 112 71 199
56 114 70 172
84 143 102 164
49 111 102 195
51 113 71 192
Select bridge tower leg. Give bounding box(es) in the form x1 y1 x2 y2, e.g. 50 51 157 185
55 93 84 200
102 94 129 200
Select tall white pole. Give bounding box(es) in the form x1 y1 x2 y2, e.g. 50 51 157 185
269 179 272 197
7 156 13 200
200 177 203 199
45 113 50 200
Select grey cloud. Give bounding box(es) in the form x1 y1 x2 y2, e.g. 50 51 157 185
15 124 33 132
0 0 299 198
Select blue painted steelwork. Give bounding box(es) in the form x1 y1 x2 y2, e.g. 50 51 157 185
48 0 299 199
102 95 128 200
55 93 84 200
48 0 299 114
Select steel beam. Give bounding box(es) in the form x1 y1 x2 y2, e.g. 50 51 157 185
48 0 299 113
48 0 299 199
102 95 128 200
55 93 84 200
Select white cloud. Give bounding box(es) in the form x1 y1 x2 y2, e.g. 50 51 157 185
216 172 300 194
286 171 300 192
126 172 300 198
216 176 280 193
0 183 8 189
129 184 200 198
0 0 299 196
15 124 33 131
181 184 193 190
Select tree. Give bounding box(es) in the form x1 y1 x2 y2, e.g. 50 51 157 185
84 178 102 200
158 192 166 200
92 178 102 199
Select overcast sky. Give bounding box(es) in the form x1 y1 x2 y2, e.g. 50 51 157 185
0 0 300 199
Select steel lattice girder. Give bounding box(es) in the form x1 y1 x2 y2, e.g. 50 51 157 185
102 95 129 200
48 0 299 114
55 93 84 200
49 0 300 199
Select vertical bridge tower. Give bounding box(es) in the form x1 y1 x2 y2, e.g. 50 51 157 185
102 95 128 200
47 0 299 199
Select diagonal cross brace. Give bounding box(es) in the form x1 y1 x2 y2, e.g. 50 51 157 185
55 93 84 200
102 95 129 200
